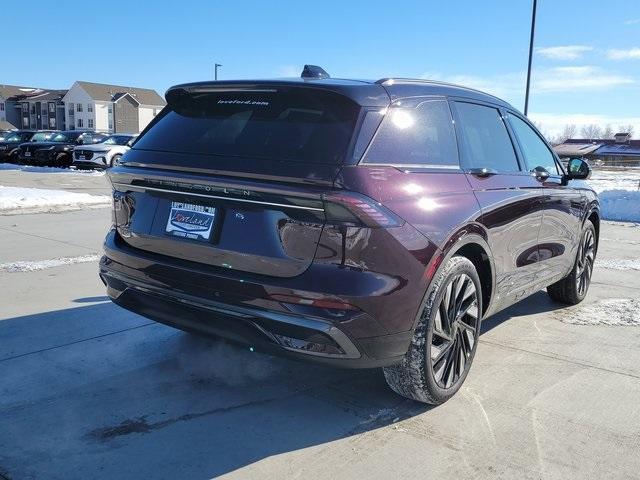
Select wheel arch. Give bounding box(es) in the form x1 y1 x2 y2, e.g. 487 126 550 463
411 224 496 333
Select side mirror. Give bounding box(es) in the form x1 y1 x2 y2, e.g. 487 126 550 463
566 158 591 180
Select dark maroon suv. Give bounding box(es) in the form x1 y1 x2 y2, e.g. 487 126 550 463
101 66 598 404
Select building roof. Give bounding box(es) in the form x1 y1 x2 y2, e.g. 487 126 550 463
76 81 166 105
554 142 603 157
595 142 640 157
554 138 640 158
0 84 60 101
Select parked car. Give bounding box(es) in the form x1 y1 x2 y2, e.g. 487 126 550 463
18 130 107 167
73 133 137 169
0 130 38 163
0 130 15 141
100 67 598 404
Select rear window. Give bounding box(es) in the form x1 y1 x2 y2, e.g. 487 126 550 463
134 88 361 164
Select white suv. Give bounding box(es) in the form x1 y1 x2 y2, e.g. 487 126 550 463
73 134 137 169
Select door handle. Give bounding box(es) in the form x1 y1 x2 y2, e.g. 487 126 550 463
467 168 498 177
531 166 550 182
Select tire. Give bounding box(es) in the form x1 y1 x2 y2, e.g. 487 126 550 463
110 154 122 168
383 255 482 404
547 220 596 305
55 153 72 168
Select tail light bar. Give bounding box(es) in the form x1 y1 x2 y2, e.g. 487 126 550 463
322 191 404 228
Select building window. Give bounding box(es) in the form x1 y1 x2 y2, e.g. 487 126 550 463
49 102 55 113
88 119 94 128
153 108 158 116
23 117 29 127
108 103 113 114
77 118 83 128
77 103 83 112
30 104 36 114
50 118 56 128
0 102 4 111
88 103 93 113
108 120 113 131
22 103 28 112
68 103 74 116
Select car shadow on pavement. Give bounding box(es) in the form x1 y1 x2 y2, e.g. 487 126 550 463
480 290 565 334
0 290 564 478
0 303 431 479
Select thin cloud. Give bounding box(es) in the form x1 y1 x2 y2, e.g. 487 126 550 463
606 48 640 60
535 66 634 91
277 65 302 77
623 18 640 25
537 45 593 60
421 65 633 98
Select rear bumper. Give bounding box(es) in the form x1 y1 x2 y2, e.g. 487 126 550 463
101 230 414 368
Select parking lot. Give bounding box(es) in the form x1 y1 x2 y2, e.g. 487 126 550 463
1 168 640 479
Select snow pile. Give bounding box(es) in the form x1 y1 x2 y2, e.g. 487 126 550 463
597 259 640 271
597 190 640 222
558 298 640 326
0 186 111 213
0 163 104 176
587 170 640 222
0 254 100 273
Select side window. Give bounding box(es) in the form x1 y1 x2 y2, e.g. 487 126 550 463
363 99 459 167
508 114 559 175
455 102 520 173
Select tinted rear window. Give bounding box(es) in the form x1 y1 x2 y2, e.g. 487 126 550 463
134 88 360 164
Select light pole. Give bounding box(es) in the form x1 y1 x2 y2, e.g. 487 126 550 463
524 0 537 116
214 63 222 81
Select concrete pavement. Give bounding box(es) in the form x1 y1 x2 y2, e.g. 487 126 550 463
1 171 639 479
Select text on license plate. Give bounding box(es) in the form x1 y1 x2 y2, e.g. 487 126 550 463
165 202 216 241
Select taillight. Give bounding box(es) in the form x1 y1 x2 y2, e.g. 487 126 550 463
322 191 404 228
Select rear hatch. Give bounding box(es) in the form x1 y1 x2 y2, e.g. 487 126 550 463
109 82 387 278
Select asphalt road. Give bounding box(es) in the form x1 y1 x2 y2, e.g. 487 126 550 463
1 171 640 479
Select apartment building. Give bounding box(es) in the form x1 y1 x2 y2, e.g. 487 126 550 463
0 85 67 130
63 81 166 133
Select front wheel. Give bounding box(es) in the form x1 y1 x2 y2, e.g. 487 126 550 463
383 255 482 404
547 220 596 305
110 154 122 167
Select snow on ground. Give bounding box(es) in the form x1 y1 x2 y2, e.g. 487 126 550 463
558 298 640 326
0 163 105 176
587 169 640 223
597 259 640 271
0 186 111 214
0 254 101 273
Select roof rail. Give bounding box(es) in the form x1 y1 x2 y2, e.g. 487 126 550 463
375 78 508 105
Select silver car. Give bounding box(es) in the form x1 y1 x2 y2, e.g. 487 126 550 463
73 133 137 169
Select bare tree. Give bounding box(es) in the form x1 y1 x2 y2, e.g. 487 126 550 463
555 124 577 144
602 124 614 139
580 124 602 140
533 121 552 142
617 124 635 138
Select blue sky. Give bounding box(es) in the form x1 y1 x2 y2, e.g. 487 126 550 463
5 0 640 135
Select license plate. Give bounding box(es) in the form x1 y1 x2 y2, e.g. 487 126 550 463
165 202 217 241
78 155 85 160
24 151 31 157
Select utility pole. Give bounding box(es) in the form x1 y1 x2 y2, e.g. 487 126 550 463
214 63 222 81
524 0 537 116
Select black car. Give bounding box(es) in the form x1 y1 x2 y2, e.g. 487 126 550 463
0 130 38 163
18 130 107 167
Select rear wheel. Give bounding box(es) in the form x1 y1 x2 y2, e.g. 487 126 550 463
383 255 482 404
547 220 596 305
